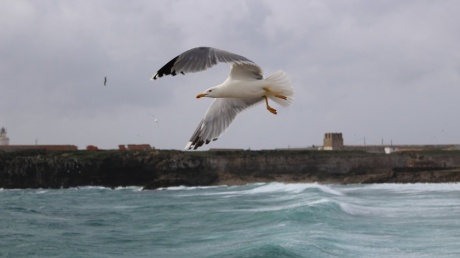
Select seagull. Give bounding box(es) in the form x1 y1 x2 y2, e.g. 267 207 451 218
149 113 159 123
104 76 107 86
152 47 293 150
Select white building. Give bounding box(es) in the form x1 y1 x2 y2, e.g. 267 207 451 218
0 127 10 145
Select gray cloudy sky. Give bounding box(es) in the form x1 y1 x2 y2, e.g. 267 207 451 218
1 0 459 150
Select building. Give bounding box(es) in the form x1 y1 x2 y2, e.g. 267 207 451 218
323 133 343 150
0 127 10 145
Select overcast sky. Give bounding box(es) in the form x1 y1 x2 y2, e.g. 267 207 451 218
1 0 459 150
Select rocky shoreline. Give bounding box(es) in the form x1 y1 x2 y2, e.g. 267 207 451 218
1 149 460 189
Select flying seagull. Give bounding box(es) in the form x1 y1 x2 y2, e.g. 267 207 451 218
149 113 159 123
104 76 107 86
152 46 293 150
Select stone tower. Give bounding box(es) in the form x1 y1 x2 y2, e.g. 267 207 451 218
323 133 343 150
0 127 10 145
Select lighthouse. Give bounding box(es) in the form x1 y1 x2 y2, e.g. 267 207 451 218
0 127 10 145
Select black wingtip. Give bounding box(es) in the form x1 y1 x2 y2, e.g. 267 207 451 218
186 136 207 150
154 55 181 79
192 139 205 150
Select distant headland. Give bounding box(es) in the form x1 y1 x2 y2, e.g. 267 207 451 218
1 129 459 189
1 148 460 189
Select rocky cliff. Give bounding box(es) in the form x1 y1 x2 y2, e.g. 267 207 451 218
1 149 459 189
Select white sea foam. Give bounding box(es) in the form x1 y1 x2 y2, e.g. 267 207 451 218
315 184 344 196
114 186 143 191
167 183 345 198
246 182 307 194
246 182 344 196
354 183 460 194
35 190 48 194
242 198 333 212
159 185 228 191
77 186 111 190
339 202 374 216
70 185 144 191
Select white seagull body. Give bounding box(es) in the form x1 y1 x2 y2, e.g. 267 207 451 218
152 47 294 150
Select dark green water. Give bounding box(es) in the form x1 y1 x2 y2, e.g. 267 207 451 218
2 183 460 257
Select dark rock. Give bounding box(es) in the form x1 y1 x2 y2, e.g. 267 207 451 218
1 149 460 189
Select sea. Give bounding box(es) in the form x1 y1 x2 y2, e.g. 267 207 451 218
1 183 460 258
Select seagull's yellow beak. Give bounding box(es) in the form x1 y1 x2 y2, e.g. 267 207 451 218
196 93 207 98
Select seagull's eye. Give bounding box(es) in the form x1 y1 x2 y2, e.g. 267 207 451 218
208 89 212 93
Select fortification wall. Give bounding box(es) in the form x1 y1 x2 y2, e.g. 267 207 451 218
0 145 78 151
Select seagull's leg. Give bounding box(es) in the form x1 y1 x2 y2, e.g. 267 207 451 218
264 96 277 115
263 87 287 100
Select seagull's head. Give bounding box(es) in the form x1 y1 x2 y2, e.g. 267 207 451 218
196 87 219 99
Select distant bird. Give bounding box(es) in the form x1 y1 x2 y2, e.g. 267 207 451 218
149 113 159 123
104 76 107 86
152 47 294 150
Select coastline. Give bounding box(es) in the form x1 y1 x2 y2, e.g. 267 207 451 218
1 149 460 189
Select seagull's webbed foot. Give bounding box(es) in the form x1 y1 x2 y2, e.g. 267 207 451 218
267 106 278 115
264 96 277 115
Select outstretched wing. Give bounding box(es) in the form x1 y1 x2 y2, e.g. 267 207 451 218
229 63 264 80
152 47 263 80
185 97 263 150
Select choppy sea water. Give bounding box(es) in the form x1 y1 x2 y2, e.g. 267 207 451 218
1 183 460 258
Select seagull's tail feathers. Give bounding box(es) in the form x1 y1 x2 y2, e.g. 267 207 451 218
265 70 293 107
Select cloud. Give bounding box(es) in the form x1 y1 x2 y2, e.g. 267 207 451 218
1 0 459 149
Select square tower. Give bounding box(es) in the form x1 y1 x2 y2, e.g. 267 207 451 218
323 133 343 150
